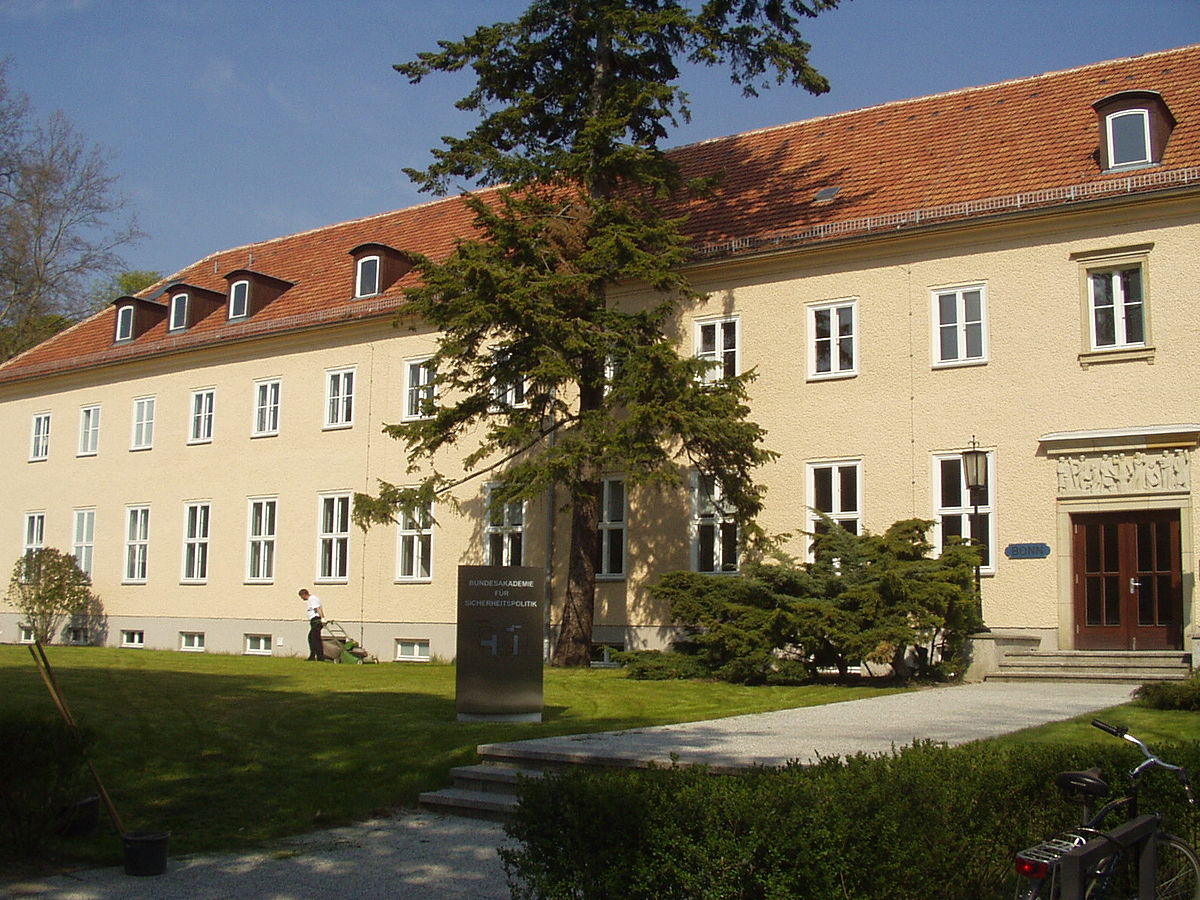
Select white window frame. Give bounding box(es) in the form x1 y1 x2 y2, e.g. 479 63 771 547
808 299 858 379
247 497 278 583
189 389 215 444
120 629 145 648
1088 266 1145 351
598 477 626 580
115 305 134 342
169 293 188 331
244 634 273 655
695 316 740 383
317 493 351 582
356 255 381 298
67 626 89 645
24 512 45 557
73 508 95 579
1106 108 1151 169
18 625 35 644
29 412 51 461
404 357 436 421
395 499 433 582
931 284 987 367
182 502 211 583
395 638 430 662
693 472 738 574
485 484 524 567
229 279 250 319
179 632 206 652
807 459 863 543
324 368 355 429
933 450 995 575
78 405 100 456
124 506 150 584
253 379 280 437
131 396 155 450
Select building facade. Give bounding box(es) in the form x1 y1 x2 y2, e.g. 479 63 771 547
2 46 1197 667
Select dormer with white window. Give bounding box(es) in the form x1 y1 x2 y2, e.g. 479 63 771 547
1093 90 1175 172
222 269 293 320
348 243 412 299
111 296 167 343
163 283 224 332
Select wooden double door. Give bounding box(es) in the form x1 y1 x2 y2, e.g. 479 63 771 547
1071 510 1184 651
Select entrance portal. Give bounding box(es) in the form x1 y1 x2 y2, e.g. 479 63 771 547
1071 510 1183 650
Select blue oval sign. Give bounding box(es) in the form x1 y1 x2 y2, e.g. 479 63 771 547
1005 542 1051 560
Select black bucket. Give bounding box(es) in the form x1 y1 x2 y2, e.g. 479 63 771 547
122 831 169 876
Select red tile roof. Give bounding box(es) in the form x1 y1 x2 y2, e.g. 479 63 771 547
3 44 1197 384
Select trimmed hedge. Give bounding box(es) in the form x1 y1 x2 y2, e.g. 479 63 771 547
501 739 1200 900
1134 673 1200 711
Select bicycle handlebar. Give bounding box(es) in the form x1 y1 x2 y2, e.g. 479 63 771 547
1091 718 1127 738
1092 719 1192 794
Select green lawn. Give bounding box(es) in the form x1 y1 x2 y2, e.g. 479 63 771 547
0 645 904 872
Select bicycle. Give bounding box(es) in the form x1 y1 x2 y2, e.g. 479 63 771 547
1013 718 1199 899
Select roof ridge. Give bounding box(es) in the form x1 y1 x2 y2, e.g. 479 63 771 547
670 43 1200 153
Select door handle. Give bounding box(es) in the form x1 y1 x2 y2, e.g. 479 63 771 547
1129 578 1140 594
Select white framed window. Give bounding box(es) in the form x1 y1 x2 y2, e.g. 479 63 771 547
121 629 145 648
396 500 433 582
24 512 45 557
179 632 205 652
115 305 134 342
67 626 89 645
356 256 380 298
189 389 215 444
808 299 857 379
395 638 430 662
182 502 210 583
247 497 277 583
932 285 987 367
599 477 626 579
934 450 995 573
485 485 524 567
131 396 155 450
490 350 528 409
807 460 863 543
18 625 35 644
324 368 355 428
1089 266 1144 351
253 379 280 436
29 412 51 461
244 633 272 655
404 358 436 420
229 280 250 319
318 493 351 582
78 405 100 456
124 506 150 583
1105 109 1151 169
696 316 739 383
169 293 188 331
693 472 738 573
73 508 95 578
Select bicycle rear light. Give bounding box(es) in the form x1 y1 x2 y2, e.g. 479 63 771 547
1014 856 1050 879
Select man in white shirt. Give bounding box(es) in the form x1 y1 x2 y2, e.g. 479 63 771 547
299 588 325 661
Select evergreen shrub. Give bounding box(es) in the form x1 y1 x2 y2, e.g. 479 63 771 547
1134 672 1200 711
613 650 709 681
502 739 1200 900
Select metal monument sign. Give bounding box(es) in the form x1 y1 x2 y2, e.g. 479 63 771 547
456 566 545 722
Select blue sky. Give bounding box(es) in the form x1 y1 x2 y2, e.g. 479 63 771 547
1 0 1196 280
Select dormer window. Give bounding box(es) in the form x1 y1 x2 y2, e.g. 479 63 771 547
1093 91 1175 172
115 305 134 342
356 256 380 298
229 280 250 319
169 293 189 331
1106 109 1151 168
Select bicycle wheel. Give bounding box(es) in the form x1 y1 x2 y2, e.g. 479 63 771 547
1154 835 1200 900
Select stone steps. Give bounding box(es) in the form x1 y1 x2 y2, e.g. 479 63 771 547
987 650 1191 683
419 762 545 821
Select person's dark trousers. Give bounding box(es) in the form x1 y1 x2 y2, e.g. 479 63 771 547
308 617 325 661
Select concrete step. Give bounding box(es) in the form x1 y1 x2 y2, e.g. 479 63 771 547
419 762 546 819
988 650 1191 683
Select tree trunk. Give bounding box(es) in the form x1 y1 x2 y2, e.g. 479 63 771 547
553 478 601 666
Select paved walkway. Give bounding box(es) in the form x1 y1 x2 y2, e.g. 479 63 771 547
2 681 1135 899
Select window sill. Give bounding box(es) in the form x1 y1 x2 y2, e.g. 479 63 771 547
932 358 987 371
1078 345 1155 368
806 371 857 383
395 577 433 585
322 423 353 432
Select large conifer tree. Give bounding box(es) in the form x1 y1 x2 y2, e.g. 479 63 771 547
356 1 839 665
